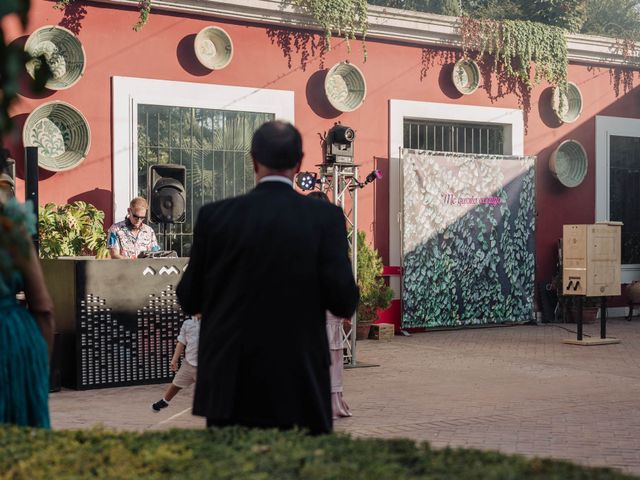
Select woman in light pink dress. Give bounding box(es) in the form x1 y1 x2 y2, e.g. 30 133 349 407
308 191 352 418
326 311 352 418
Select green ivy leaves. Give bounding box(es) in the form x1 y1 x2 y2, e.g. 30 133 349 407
288 0 368 59
461 16 569 93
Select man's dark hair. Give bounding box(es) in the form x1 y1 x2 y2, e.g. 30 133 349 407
250 120 303 170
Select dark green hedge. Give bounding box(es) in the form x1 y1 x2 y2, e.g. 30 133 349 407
0 425 635 479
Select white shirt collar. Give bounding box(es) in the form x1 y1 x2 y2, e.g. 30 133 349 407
258 175 294 188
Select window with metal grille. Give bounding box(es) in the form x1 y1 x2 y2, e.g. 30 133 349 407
137 104 274 256
403 120 504 155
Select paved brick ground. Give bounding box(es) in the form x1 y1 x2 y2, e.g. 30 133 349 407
50 318 640 476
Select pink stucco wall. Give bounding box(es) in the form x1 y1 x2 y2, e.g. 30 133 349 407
4 0 640 292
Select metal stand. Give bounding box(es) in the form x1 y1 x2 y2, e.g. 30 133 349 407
600 296 607 340
25 146 39 253
577 296 583 341
319 162 360 366
159 223 175 252
563 295 620 346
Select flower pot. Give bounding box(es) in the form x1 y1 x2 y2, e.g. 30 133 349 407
355 321 373 340
567 305 599 324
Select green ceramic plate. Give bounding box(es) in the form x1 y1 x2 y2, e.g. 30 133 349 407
23 101 91 172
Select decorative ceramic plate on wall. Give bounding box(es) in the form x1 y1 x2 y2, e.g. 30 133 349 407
452 58 480 95
324 62 367 112
552 82 583 123
194 26 233 70
549 139 587 188
25 25 86 90
22 101 91 172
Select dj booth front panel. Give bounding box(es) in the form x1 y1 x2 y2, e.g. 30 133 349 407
42 258 190 390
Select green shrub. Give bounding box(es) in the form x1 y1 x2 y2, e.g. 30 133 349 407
356 230 393 324
524 0 588 33
0 425 635 479
38 201 109 259
368 0 460 16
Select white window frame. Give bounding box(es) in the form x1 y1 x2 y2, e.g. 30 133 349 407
388 100 525 276
595 115 640 283
112 76 295 222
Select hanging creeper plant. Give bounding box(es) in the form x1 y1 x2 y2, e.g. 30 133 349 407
54 0 152 31
460 17 569 93
287 0 368 59
133 0 152 32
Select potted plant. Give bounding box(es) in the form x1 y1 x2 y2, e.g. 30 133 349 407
353 230 393 340
566 296 601 324
39 201 109 259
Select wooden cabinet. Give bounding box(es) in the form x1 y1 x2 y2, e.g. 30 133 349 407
562 223 621 297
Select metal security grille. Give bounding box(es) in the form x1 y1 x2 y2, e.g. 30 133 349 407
137 105 274 256
403 120 504 155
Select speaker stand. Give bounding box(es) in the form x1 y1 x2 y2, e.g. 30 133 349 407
160 223 171 251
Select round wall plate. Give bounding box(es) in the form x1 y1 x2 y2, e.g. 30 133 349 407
324 62 367 112
552 82 583 123
549 139 587 188
23 101 91 172
452 58 480 95
25 25 86 90
194 26 233 70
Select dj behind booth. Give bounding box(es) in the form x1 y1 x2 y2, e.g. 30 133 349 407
106 196 162 260
43 165 191 390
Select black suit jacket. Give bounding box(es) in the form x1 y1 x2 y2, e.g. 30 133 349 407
176 180 359 434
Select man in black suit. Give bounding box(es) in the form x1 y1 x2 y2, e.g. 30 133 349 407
176 120 359 434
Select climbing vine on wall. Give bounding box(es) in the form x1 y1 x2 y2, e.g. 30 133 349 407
460 16 569 91
54 0 152 31
287 0 368 59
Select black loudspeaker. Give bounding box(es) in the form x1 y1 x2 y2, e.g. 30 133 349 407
149 164 186 224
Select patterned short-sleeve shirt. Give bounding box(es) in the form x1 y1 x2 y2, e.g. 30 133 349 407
107 220 160 259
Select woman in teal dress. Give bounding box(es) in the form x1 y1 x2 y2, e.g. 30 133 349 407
0 164 54 428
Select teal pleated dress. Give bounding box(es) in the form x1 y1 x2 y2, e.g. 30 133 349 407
0 198 50 428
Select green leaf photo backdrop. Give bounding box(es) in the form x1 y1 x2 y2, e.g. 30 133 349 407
401 150 535 328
